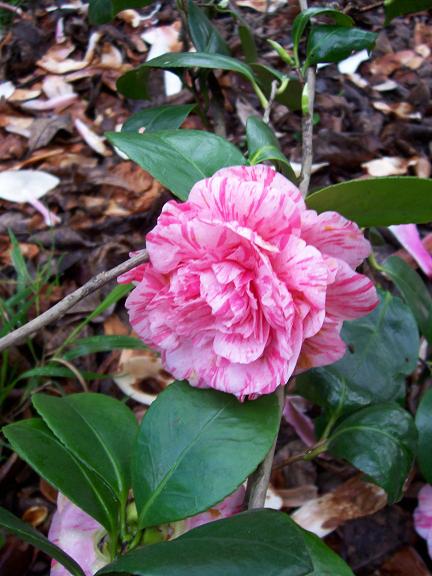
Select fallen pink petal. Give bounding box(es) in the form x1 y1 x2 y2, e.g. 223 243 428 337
414 485 432 558
390 224 432 277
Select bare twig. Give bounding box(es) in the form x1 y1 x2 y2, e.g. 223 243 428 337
263 80 278 125
246 0 317 510
0 2 23 15
246 386 285 508
0 251 149 353
299 66 316 197
344 1 384 14
297 0 316 197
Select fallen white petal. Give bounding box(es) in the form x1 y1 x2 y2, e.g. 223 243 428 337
0 81 16 99
338 49 370 74
0 170 60 226
74 118 110 156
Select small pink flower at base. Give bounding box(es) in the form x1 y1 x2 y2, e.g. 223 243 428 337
414 484 432 558
120 165 378 399
390 224 432 278
48 488 246 575
48 494 109 576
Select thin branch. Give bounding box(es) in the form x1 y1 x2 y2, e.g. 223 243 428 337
299 66 316 197
0 2 23 15
0 251 149 353
263 80 278 125
246 0 316 510
246 386 285 508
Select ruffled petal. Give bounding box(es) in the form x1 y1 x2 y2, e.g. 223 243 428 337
326 259 379 320
302 210 371 269
296 318 346 372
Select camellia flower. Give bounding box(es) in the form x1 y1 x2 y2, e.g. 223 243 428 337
48 487 245 575
119 165 378 399
414 484 432 558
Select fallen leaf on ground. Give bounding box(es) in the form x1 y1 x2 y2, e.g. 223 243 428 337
378 546 431 576
362 156 417 177
292 476 387 537
373 101 421 120
236 0 287 13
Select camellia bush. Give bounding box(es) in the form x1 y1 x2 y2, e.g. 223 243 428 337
1 0 432 574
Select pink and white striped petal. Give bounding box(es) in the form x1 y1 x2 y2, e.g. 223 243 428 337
301 210 371 270
326 260 378 320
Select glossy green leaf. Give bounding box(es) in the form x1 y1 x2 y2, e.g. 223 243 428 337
382 256 432 343
305 26 377 68
63 335 146 360
32 393 138 502
107 130 246 200
415 389 432 483
306 177 432 227
117 53 256 99
89 0 152 24
384 0 432 24
0 506 85 576
3 419 117 532
133 381 280 528
292 7 353 66
246 116 297 181
187 0 230 55
239 25 258 63
97 509 354 575
122 105 196 133
328 403 417 502
297 291 419 416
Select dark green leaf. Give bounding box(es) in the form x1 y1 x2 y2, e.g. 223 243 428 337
0 506 85 576
382 256 432 343
239 25 258 63
133 381 280 528
117 53 256 99
2 419 118 532
187 0 230 55
122 105 196 133
63 335 146 360
32 393 138 502
246 116 297 181
16 366 78 382
306 177 432 227
384 0 432 24
328 403 417 502
415 389 432 483
9 230 30 291
297 291 419 416
97 509 354 575
107 130 246 200
15 365 105 383
89 0 152 24
305 26 377 68
292 7 353 66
